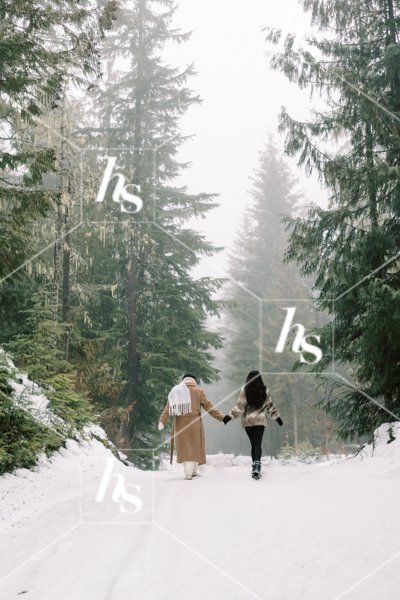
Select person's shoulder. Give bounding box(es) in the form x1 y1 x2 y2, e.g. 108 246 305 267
239 386 247 401
195 387 207 401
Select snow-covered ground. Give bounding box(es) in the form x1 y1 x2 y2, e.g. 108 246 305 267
1 422 400 600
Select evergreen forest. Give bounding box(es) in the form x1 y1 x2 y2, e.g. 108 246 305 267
1 0 400 473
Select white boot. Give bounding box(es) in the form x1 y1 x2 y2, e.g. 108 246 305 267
184 461 195 480
192 462 199 477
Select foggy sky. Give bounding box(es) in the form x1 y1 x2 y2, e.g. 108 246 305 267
161 0 330 279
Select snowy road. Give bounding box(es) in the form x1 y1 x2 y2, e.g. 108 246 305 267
1 437 400 600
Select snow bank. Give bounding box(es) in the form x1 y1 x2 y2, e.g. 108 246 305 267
159 422 400 475
336 421 400 479
160 452 346 475
0 350 112 441
0 435 145 534
0 349 131 476
0 349 64 431
359 422 400 459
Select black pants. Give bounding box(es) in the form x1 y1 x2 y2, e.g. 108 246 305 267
245 425 265 463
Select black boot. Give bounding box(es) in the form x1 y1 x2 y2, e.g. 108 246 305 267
252 461 262 479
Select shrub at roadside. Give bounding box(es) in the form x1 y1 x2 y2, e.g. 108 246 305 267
0 350 92 475
278 440 323 464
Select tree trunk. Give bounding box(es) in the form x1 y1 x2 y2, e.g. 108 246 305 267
124 2 144 442
61 201 71 361
51 201 63 351
51 97 66 350
293 389 298 447
387 0 399 108
366 123 378 229
325 414 329 454
126 232 139 438
387 0 396 45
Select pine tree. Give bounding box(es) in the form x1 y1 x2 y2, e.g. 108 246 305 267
0 98 89 346
265 0 400 442
225 136 302 385
71 0 226 453
0 0 117 281
0 355 65 475
224 138 330 455
225 210 261 381
6 290 93 434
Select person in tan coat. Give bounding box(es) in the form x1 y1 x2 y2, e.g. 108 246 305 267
158 373 224 479
223 370 283 479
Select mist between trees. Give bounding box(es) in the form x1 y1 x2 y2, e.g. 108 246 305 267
1 0 400 472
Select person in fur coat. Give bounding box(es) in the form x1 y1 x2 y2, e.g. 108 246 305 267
158 373 224 479
223 370 283 479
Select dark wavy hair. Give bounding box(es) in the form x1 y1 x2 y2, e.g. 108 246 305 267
182 372 197 382
244 370 267 411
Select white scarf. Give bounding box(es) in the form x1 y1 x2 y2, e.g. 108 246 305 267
168 378 194 416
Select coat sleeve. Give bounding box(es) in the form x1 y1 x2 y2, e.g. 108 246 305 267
159 401 170 425
228 387 246 420
265 388 279 420
200 390 224 422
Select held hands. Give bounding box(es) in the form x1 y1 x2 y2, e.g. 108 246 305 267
158 422 164 430
222 415 232 425
276 417 283 426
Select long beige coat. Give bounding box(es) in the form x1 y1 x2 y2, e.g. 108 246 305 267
159 380 224 465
